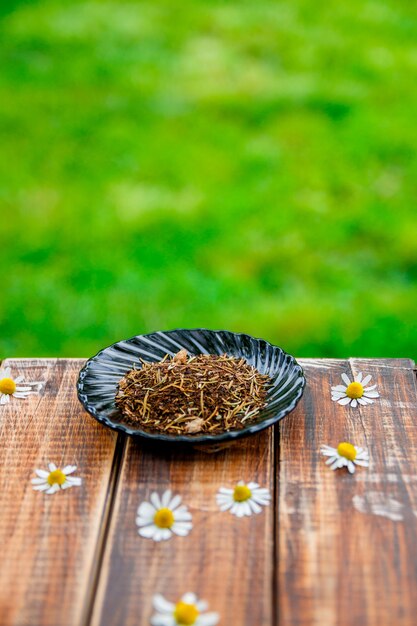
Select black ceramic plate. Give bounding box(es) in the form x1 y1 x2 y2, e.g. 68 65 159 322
77 328 305 444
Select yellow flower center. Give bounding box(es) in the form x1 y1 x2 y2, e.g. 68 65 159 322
153 508 174 528
346 382 364 399
174 601 199 625
47 469 67 486
0 377 16 395
337 442 357 461
233 485 252 502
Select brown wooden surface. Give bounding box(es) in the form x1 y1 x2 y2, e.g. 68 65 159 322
278 358 417 626
90 430 275 626
0 359 119 626
1 358 417 626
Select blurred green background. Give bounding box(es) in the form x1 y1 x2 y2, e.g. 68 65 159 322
1 0 417 358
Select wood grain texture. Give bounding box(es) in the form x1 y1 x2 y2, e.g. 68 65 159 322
278 358 417 626
90 431 275 626
0 359 118 626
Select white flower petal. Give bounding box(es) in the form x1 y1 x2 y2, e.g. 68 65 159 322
247 482 259 490
242 501 252 516
337 396 352 406
46 484 60 495
198 613 220 626
230 503 241 516
356 450 369 460
355 372 363 383
152 594 175 614
196 600 209 612
159 529 173 541
181 593 197 605
354 459 369 467
31 477 47 485
48 463 57 472
364 384 377 391
361 374 372 386
321 446 337 455
62 465 77 475
174 509 192 522
331 385 347 392
217 487 233 495
248 499 262 514
347 461 356 474
171 522 192 536
234 504 247 518
35 469 49 478
66 476 82 486
138 524 157 538
325 456 338 465
216 494 232 503
153 528 172 542
218 501 233 511
161 489 172 508
364 391 379 398
168 494 182 511
33 483 50 491
351 399 358 408
251 494 270 506
150 492 162 510
138 501 156 518
252 487 271 498
330 458 345 470
136 516 153 527
341 373 351 386
60 482 72 490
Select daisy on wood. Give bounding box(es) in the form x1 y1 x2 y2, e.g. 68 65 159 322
321 442 369 474
136 490 192 542
31 463 82 494
0 366 43 405
151 592 219 626
216 480 271 517
331 372 379 408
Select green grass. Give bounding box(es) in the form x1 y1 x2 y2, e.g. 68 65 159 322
1 0 417 358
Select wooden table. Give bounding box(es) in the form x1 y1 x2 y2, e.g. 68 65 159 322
1 357 417 626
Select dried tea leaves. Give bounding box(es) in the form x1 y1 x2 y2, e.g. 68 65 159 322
115 351 270 435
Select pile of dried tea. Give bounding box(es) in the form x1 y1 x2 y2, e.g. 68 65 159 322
115 349 270 435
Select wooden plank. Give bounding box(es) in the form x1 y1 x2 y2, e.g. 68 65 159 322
91 430 274 626
278 358 417 626
0 359 119 626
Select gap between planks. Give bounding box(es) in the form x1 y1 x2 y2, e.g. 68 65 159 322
81 433 127 626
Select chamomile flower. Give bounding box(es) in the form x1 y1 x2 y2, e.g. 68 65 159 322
331 372 379 408
151 592 219 626
216 480 271 517
321 442 369 474
31 463 82 494
0 366 43 405
136 490 192 542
